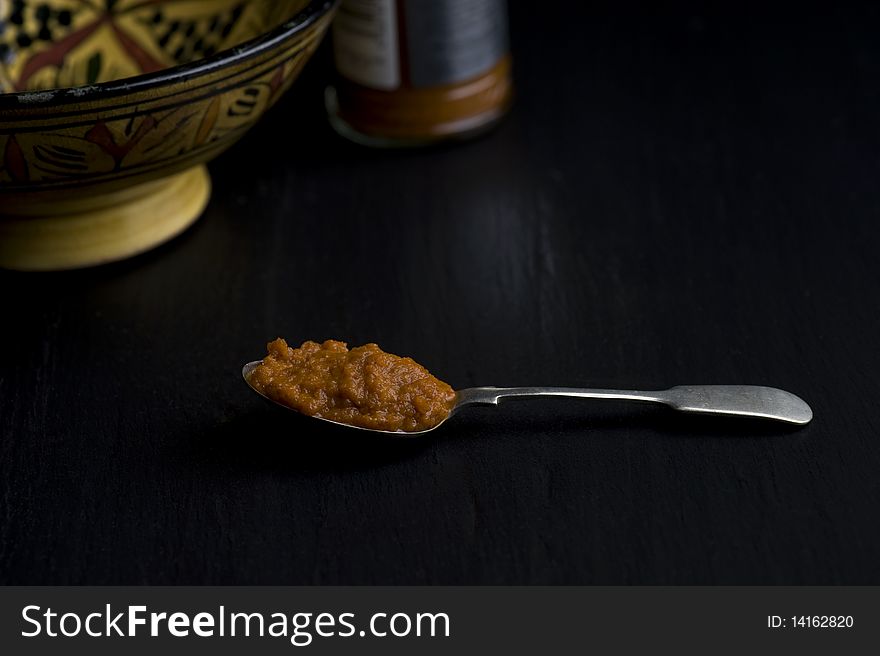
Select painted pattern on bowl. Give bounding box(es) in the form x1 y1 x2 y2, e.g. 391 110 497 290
0 0 328 193
0 0 306 91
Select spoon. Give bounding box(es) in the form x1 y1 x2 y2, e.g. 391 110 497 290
242 362 813 436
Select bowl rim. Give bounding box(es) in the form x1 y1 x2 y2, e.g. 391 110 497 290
0 0 337 111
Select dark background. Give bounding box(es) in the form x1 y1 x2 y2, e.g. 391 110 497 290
2 2 879 585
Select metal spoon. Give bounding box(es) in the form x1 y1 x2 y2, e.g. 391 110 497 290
242 362 813 436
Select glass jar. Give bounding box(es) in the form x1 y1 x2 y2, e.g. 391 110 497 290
326 0 513 147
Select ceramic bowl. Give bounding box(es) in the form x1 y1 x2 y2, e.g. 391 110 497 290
0 0 337 270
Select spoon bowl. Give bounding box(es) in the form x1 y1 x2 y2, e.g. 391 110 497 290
242 361 813 436
242 360 448 436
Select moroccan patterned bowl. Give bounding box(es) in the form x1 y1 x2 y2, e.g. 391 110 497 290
0 0 337 270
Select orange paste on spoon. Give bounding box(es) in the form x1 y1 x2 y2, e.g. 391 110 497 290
248 339 456 432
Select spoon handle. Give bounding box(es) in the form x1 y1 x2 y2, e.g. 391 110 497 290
455 385 813 425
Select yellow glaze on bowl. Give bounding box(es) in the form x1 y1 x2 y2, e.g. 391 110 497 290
0 0 337 270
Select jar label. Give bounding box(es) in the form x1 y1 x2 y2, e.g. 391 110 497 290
333 0 401 90
333 0 509 90
402 0 508 88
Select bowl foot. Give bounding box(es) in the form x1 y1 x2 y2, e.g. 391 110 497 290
0 165 211 271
